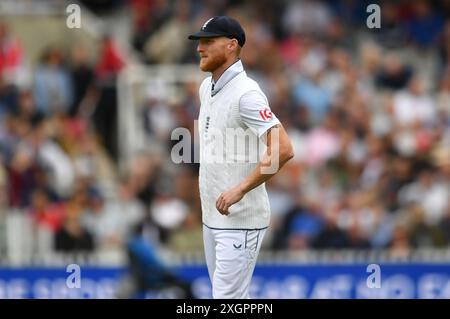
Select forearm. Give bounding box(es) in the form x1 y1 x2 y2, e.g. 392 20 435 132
239 149 292 194
215 125 294 215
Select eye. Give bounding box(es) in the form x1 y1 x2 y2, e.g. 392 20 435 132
200 38 212 45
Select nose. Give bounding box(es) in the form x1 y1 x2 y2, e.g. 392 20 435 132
197 42 204 53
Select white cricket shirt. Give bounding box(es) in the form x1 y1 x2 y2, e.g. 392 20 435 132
198 59 280 229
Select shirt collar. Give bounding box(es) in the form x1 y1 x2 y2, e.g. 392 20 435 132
211 59 244 96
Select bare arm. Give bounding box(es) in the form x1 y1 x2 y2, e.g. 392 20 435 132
216 124 294 215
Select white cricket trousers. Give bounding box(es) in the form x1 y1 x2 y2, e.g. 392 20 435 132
202 224 267 299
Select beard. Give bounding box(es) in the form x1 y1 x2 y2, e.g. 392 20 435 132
199 51 227 72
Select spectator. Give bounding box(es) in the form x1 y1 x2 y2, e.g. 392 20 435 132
82 179 145 251
33 47 73 115
91 36 126 161
143 1 191 64
30 188 64 232
6 145 39 208
407 0 444 48
0 21 24 86
392 76 436 128
312 209 351 249
54 193 94 252
282 0 333 37
68 44 95 117
376 53 413 91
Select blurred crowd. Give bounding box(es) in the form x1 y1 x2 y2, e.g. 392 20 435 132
0 17 136 256
1 0 450 260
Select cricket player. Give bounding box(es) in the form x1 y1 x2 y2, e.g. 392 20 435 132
188 16 294 299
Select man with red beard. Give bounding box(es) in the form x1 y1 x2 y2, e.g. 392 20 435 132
188 16 294 299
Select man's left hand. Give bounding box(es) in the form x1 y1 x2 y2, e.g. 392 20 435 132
216 185 245 215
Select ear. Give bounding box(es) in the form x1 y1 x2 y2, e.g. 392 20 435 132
228 39 238 53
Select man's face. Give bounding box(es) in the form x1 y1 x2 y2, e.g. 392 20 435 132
197 37 231 72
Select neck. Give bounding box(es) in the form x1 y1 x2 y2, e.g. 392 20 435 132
212 58 239 82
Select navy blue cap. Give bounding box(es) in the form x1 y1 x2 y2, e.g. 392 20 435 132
188 16 246 47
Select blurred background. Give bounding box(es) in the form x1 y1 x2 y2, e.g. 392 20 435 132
0 0 449 299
